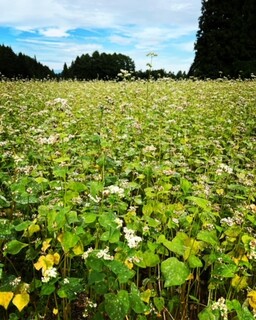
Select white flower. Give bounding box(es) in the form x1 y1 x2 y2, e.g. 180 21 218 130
114 217 123 228
220 217 234 227
88 194 101 203
96 247 113 260
41 267 58 283
211 297 228 320
143 145 157 153
124 227 142 248
11 277 21 287
106 185 125 198
82 247 94 261
216 163 233 175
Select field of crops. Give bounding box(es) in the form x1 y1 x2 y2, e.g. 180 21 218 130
0 79 256 319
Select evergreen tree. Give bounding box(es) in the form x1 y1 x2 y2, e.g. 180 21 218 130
63 51 135 80
189 0 256 78
0 45 54 79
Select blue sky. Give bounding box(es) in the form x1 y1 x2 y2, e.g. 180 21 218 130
0 0 201 73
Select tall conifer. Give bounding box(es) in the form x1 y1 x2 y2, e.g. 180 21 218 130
189 0 256 78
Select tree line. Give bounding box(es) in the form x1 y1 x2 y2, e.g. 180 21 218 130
62 51 135 80
61 51 186 80
0 45 54 79
0 45 186 80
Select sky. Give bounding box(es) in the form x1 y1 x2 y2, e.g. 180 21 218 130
0 0 202 74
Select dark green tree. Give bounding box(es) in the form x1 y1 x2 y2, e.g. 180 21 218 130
0 45 18 78
189 0 256 78
0 45 54 79
63 51 135 80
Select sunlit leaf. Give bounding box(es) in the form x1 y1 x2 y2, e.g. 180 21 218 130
0 292 14 309
248 291 256 309
5 240 28 255
12 293 30 312
42 238 52 252
161 257 190 287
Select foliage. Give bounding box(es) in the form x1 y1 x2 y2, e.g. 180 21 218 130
0 45 54 79
62 51 135 80
0 78 255 319
189 0 256 79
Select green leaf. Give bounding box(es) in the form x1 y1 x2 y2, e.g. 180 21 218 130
0 195 10 208
212 263 237 278
163 232 188 256
5 240 28 255
187 255 203 268
41 283 56 296
141 251 160 267
67 181 86 192
66 210 79 224
100 229 120 243
180 178 191 195
98 212 117 229
14 221 30 232
105 291 130 320
83 213 97 224
153 297 165 312
88 270 105 285
198 307 216 320
227 299 254 320
186 196 211 211
57 278 83 300
197 230 219 246
58 231 80 252
161 257 190 287
107 260 135 283
129 283 148 314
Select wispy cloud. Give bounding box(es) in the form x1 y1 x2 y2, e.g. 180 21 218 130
0 0 201 72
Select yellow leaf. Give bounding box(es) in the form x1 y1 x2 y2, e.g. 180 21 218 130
124 258 133 270
248 290 256 309
0 292 14 310
141 289 151 303
28 224 40 237
216 189 224 195
53 308 59 315
231 274 248 291
186 273 194 281
57 233 63 243
184 238 202 260
34 254 54 271
53 252 60 265
42 238 52 252
12 293 30 312
73 242 84 255
233 254 248 265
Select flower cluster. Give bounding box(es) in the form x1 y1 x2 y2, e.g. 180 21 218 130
248 239 256 260
216 163 233 175
96 247 114 260
42 267 58 283
142 145 157 153
82 297 97 318
82 247 94 261
103 185 125 198
211 297 228 320
114 217 123 228
123 227 142 248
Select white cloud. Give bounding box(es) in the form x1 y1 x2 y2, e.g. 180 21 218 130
0 0 201 73
109 35 133 46
0 0 200 32
39 28 70 38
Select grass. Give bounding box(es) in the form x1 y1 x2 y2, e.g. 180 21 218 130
0 78 255 319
